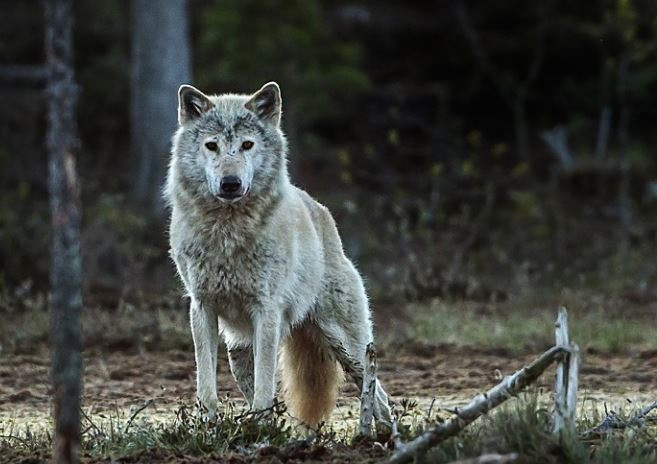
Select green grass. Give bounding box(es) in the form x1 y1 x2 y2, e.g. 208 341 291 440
425 395 657 464
409 294 656 354
3 395 657 463
0 300 193 356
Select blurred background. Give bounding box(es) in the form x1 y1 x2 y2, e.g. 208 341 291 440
2 0 657 352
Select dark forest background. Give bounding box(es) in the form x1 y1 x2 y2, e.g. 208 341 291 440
2 0 657 310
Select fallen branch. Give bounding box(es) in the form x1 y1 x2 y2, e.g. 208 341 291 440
586 400 657 435
387 345 569 464
359 343 377 436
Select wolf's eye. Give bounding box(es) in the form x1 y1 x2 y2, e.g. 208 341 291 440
242 140 254 150
205 141 218 151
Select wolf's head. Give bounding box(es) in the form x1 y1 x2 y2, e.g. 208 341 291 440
168 82 288 209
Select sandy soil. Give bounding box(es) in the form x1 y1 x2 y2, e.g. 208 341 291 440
2 343 656 429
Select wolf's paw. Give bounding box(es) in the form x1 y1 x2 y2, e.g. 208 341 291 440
195 397 219 423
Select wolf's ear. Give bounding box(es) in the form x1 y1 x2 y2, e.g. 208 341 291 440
245 82 281 126
178 85 214 125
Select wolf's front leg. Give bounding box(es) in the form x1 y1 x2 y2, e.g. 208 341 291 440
190 299 219 419
252 309 282 411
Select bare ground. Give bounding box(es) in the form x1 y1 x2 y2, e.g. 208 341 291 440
2 342 656 429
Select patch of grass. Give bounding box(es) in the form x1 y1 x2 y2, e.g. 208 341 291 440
0 300 192 356
423 395 657 464
82 400 296 459
3 395 657 463
409 294 657 354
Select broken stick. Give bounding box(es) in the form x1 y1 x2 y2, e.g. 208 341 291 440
553 307 579 435
359 343 378 436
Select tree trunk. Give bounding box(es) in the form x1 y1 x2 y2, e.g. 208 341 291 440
617 53 631 266
45 0 83 462
130 0 192 215
513 98 529 161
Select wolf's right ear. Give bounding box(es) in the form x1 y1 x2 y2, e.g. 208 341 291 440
178 85 214 125
245 82 282 126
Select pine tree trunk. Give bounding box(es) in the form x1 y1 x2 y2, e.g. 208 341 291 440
130 0 192 215
45 0 83 462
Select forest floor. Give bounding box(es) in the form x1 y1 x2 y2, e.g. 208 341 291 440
1 290 657 462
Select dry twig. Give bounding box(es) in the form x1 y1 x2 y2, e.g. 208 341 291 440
586 400 657 435
359 343 378 436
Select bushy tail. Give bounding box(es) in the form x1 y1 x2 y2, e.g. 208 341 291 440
279 321 344 427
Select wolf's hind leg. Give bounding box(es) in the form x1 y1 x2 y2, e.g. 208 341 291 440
319 315 393 428
227 345 254 406
190 300 219 419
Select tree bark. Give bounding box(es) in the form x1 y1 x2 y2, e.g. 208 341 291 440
45 0 83 462
131 0 192 215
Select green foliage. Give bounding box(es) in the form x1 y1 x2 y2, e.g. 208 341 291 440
196 0 369 125
409 294 657 354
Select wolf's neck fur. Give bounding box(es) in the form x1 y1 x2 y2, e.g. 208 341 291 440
173 161 289 249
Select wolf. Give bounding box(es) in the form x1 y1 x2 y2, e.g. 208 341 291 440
165 81 392 427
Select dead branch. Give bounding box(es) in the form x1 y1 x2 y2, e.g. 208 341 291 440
386 345 569 464
553 307 579 435
586 400 657 435
553 307 569 434
566 343 580 429
359 343 378 436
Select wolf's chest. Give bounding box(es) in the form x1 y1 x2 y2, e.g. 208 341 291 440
176 237 278 310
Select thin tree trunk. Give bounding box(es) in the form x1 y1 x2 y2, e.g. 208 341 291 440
513 98 529 161
617 53 631 266
594 106 611 160
131 0 191 215
45 0 83 462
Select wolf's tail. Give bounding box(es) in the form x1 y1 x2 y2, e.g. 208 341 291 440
279 320 344 427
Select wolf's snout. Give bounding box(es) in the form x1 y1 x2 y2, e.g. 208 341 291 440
219 175 242 196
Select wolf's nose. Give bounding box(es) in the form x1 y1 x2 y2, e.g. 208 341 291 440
220 175 242 194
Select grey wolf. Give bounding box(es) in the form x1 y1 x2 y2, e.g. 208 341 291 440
165 81 392 427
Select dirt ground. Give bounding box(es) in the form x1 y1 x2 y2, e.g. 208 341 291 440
2 342 656 429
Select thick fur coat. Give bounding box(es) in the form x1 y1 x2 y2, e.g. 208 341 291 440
165 82 391 427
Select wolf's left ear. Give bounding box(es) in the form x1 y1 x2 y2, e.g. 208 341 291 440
245 82 281 126
178 85 214 125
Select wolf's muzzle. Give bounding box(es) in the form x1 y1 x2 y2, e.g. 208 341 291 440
218 175 245 200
